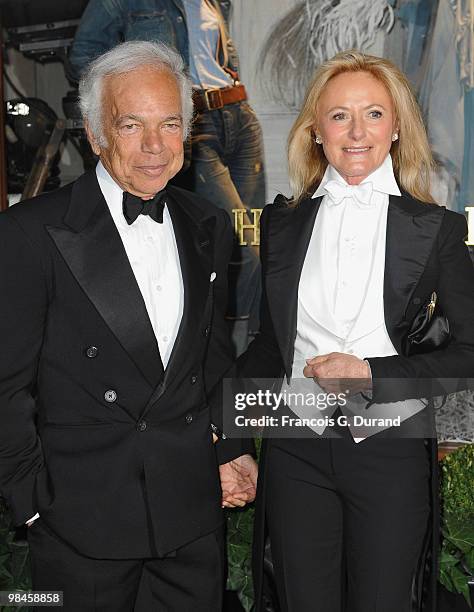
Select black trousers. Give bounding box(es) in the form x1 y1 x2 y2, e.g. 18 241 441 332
28 520 224 612
265 437 431 612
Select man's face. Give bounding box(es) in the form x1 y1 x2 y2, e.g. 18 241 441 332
88 65 185 198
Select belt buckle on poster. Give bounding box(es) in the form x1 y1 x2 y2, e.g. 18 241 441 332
204 88 224 110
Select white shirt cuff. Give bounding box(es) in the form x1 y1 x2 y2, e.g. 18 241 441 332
25 513 40 526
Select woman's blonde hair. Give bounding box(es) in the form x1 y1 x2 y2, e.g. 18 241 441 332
288 50 435 204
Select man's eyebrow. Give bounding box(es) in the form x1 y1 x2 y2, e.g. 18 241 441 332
115 114 143 124
163 114 183 122
114 113 183 124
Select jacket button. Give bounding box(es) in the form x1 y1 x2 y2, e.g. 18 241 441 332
185 414 193 424
176 15 183 22
413 297 421 305
104 390 117 403
86 346 98 358
203 326 210 337
191 375 197 384
136 420 147 432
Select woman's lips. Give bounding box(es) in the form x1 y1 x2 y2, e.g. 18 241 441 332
342 147 372 154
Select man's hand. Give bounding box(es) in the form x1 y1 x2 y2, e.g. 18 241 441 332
219 454 258 509
303 352 372 395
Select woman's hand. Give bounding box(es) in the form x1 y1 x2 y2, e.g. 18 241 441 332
303 352 372 395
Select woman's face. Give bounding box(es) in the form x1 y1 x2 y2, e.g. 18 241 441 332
315 71 397 185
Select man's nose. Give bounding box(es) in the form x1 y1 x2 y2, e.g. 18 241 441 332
142 128 165 154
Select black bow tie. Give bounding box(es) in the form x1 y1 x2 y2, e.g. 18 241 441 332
122 190 166 225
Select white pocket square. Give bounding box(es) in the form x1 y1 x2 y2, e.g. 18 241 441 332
210 272 217 282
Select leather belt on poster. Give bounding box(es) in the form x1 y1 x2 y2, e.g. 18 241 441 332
193 84 247 112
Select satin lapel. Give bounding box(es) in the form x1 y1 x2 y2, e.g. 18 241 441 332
46 171 163 388
142 191 214 410
384 194 444 352
265 197 321 378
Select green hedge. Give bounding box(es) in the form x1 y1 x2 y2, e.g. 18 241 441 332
439 444 474 607
0 499 31 612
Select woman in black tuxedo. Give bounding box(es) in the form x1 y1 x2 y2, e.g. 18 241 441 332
239 51 474 612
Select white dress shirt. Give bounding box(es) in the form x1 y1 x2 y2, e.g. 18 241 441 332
298 153 400 358
95 162 184 367
281 155 424 439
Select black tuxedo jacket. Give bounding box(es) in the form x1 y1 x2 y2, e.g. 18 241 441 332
240 191 474 383
0 171 249 559
238 192 474 612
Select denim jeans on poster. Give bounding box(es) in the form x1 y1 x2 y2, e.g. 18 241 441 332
190 101 266 335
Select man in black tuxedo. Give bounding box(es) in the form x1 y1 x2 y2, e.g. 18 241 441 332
0 40 257 611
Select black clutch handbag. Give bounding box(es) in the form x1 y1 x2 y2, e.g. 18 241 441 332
403 291 451 357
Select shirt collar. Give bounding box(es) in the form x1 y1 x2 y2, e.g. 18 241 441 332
312 154 401 199
96 160 126 225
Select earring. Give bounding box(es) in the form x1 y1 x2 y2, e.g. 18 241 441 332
315 135 322 144
392 133 399 142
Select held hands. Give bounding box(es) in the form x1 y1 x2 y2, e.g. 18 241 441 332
219 454 258 509
303 352 372 395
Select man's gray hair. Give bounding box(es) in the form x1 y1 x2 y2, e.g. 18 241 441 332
78 40 194 147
